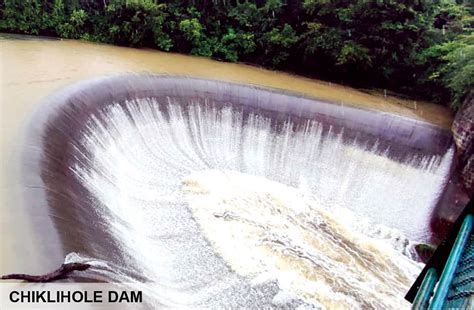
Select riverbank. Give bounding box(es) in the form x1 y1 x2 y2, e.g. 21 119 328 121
0 35 454 275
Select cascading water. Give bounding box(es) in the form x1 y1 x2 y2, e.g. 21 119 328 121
20 76 455 309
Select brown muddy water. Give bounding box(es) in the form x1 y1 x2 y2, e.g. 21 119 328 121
0 35 460 309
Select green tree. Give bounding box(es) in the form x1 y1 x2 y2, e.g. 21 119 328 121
260 24 298 66
1 0 472 110
57 9 88 39
104 0 168 47
1 0 46 34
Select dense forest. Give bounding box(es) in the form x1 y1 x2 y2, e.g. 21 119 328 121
1 0 473 110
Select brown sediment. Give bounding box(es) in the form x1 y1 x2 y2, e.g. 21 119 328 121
0 37 454 134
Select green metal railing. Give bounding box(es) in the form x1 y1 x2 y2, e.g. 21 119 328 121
429 214 472 308
407 200 473 309
413 268 438 308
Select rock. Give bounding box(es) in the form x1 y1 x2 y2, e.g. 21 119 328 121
414 243 436 263
452 90 473 197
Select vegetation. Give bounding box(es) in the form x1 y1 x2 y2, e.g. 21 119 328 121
1 0 473 110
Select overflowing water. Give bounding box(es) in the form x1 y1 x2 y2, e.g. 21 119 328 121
0 36 459 308
66 97 452 308
1 37 456 281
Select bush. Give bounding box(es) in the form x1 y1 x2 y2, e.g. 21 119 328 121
103 1 168 47
443 39 474 109
260 24 298 66
0 0 46 34
418 33 474 110
56 9 88 39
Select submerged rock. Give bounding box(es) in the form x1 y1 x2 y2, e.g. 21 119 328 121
414 243 436 263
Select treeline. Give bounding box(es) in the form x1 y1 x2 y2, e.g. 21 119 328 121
1 0 473 110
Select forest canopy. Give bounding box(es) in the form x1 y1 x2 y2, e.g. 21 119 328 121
1 0 473 110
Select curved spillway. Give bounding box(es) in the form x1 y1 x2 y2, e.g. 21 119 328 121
21 75 454 308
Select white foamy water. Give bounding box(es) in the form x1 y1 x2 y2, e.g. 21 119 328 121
71 98 452 308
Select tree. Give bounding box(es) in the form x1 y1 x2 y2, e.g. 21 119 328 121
0 0 472 110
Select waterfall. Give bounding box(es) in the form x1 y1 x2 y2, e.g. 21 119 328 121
62 95 452 308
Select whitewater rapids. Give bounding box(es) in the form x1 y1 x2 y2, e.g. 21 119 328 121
61 95 452 309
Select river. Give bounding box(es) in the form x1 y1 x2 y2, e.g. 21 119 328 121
0 34 456 309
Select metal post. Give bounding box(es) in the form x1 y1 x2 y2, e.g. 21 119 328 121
412 268 438 309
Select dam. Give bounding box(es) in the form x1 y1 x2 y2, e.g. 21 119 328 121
0 36 465 309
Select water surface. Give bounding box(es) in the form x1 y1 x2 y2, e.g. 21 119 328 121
0 35 457 308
